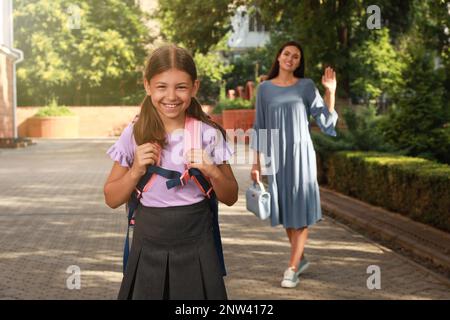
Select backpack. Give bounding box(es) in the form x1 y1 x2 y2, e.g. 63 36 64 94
123 116 226 276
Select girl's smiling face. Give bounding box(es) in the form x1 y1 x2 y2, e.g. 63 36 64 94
144 68 199 124
278 45 301 73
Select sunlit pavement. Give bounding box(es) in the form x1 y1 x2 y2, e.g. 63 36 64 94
0 139 449 299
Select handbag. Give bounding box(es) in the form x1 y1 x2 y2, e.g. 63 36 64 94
246 180 271 220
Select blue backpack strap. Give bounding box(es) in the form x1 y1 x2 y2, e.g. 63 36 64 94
123 205 133 274
209 193 227 276
123 178 147 274
123 194 140 274
188 168 227 276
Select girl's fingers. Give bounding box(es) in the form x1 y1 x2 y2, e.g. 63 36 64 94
137 154 157 164
138 142 160 152
140 147 160 157
140 154 155 161
140 145 159 154
139 152 158 162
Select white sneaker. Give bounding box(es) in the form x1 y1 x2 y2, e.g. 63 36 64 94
295 258 310 277
281 267 299 288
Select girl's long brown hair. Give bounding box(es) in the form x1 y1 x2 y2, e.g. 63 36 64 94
133 44 226 148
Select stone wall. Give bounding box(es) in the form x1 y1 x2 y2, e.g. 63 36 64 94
17 106 141 138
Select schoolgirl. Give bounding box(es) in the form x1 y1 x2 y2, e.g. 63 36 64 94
104 45 238 299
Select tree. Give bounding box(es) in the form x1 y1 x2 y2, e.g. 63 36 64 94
156 0 447 106
222 46 272 91
194 46 233 105
14 0 151 106
157 0 240 54
349 28 405 105
382 43 449 163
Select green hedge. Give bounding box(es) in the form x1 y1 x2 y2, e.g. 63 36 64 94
213 98 253 114
324 151 450 232
35 99 75 117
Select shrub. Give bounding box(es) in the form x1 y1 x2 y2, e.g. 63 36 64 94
381 44 449 164
341 105 395 152
213 98 253 114
35 98 75 117
326 151 450 232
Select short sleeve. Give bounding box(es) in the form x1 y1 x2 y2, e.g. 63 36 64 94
106 124 136 168
305 79 338 137
203 125 234 165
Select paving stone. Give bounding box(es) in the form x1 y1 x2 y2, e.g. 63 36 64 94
0 139 448 299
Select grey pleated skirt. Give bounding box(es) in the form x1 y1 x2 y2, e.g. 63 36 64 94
117 199 227 300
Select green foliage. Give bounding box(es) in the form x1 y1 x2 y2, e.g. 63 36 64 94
312 105 395 160
311 130 353 184
14 0 151 106
222 47 272 90
381 43 450 164
411 1 450 54
341 105 395 152
156 12 233 105
194 45 233 105
157 0 235 54
154 0 448 103
35 98 74 117
311 131 353 155
214 98 253 114
350 28 405 101
325 151 450 232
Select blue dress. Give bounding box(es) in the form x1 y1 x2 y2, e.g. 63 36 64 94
250 78 338 229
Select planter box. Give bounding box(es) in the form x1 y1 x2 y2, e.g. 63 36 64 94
27 116 80 138
222 109 255 144
209 114 223 126
222 109 255 130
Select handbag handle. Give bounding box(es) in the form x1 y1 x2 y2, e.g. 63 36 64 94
251 170 266 192
253 181 266 192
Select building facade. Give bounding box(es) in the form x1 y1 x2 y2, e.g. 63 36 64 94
0 0 23 140
227 6 270 55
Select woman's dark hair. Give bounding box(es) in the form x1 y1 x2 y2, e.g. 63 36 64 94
267 41 305 80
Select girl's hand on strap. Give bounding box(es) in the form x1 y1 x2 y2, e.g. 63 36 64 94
131 142 161 178
185 148 218 178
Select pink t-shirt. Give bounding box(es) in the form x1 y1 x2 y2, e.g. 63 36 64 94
106 120 234 207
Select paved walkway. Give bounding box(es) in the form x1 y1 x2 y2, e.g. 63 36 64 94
0 139 449 299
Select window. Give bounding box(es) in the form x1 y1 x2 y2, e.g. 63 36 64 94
249 11 265 32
